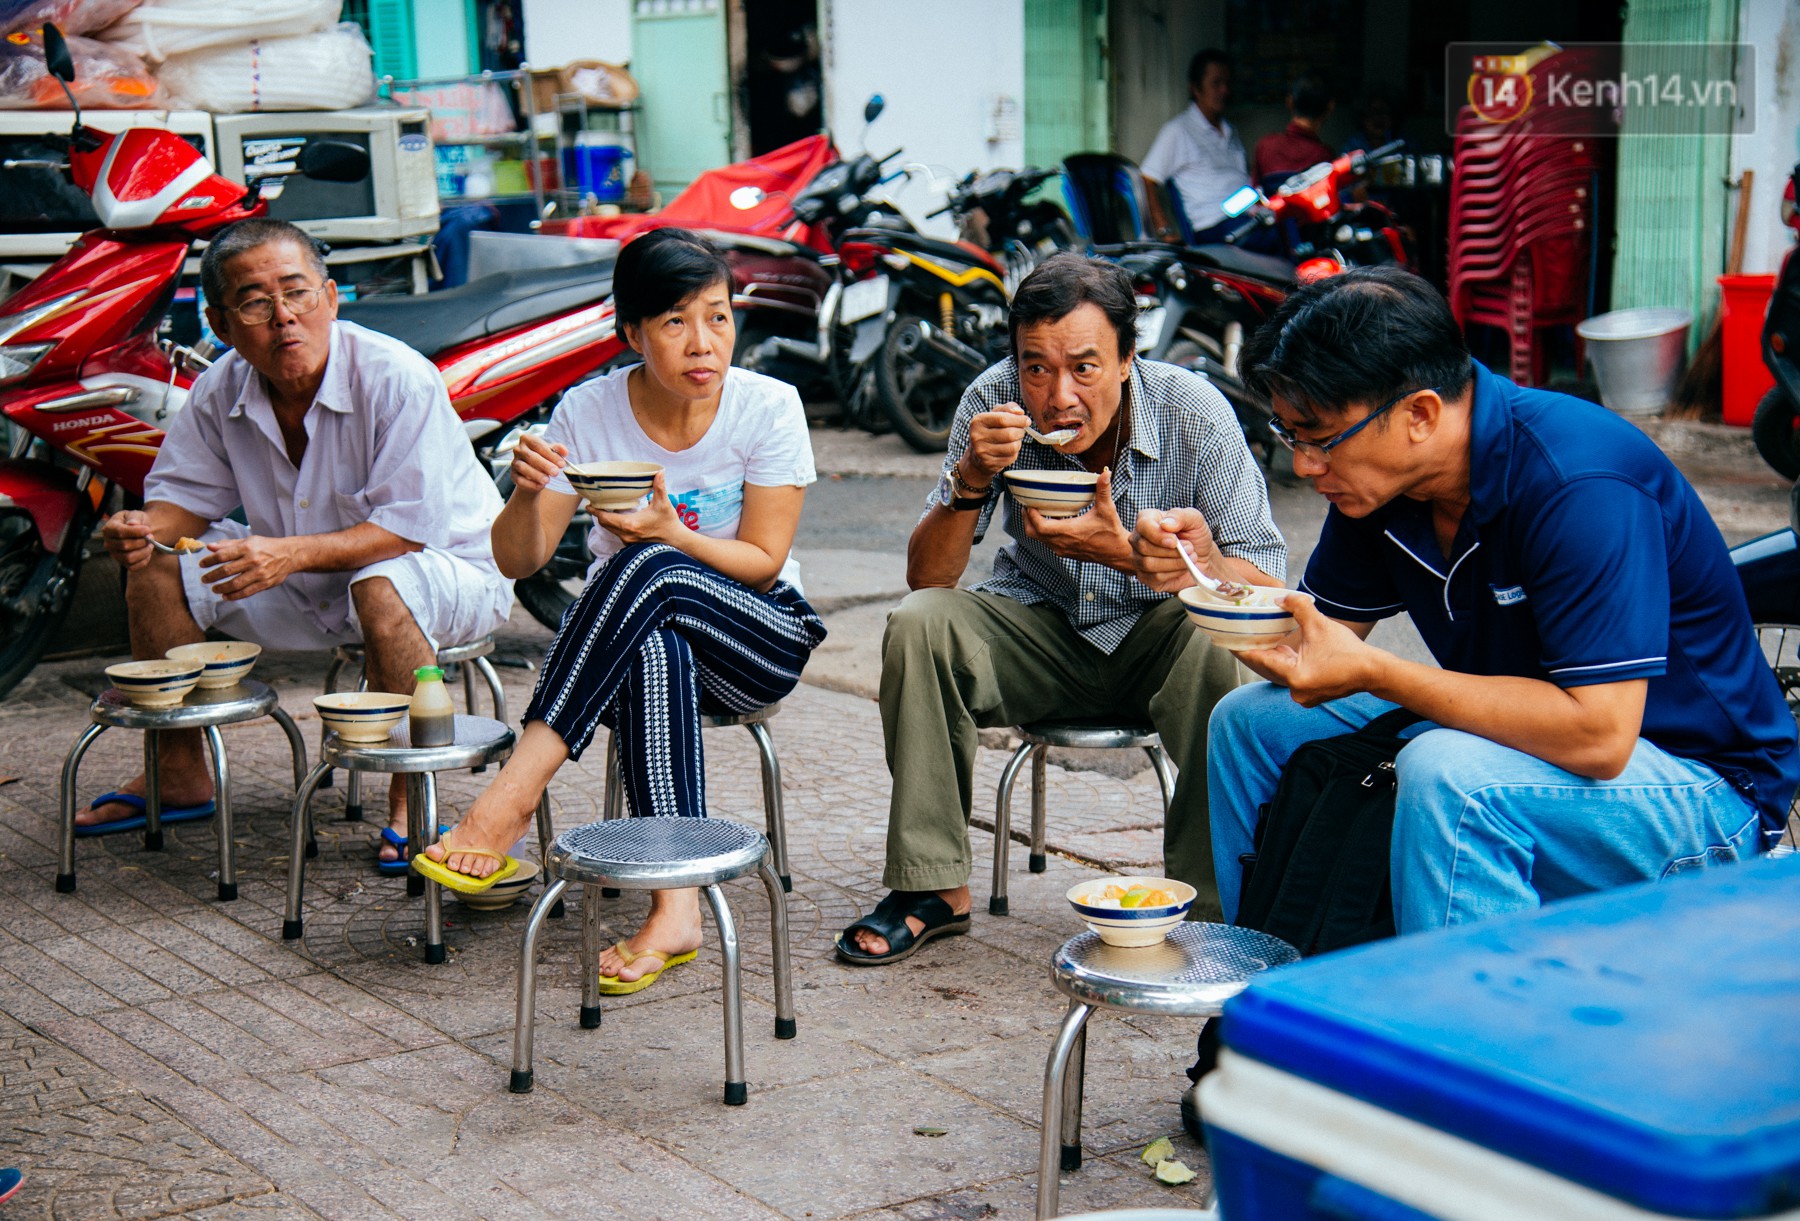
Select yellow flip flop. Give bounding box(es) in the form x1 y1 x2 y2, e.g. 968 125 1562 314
408 832 521 894
595 943 699 995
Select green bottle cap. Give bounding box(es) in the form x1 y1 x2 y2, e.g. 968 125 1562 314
415 665 445 681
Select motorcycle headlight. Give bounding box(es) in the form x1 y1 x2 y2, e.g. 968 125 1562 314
0 343 52 386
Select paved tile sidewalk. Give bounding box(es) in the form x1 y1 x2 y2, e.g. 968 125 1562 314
0 616 1212 1219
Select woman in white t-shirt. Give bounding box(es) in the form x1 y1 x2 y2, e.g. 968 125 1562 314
420 228 826 992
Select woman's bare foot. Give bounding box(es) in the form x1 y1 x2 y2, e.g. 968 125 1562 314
598 888 704 983
848 885 971 956
75 775 214 828
420 787 534 879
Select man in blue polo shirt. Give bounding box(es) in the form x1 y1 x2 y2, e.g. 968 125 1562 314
1135 266 1799 932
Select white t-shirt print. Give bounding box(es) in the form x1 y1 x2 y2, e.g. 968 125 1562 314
542 364 817 592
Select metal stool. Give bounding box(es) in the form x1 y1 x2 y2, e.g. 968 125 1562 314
598 700 792 895
321 635 509 819
992 721 1176 915
511 817 796 1105
283 714 554 963
55 680 307 902
1036 924 1299 1219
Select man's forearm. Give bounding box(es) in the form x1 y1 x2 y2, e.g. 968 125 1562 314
906 506 978 589
287 522 422 573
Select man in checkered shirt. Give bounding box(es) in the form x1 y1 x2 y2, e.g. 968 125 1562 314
836 254 1286 966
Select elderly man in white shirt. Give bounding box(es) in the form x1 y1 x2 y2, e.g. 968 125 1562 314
84 218 512 870
1142 49 1252 243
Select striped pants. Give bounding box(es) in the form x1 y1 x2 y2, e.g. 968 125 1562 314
525 543 826 819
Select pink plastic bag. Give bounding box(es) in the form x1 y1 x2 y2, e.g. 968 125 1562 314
0 0 143 38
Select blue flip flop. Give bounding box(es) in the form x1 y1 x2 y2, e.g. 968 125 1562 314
74 792 216 837
375 824 449 875
0 1166 22 1204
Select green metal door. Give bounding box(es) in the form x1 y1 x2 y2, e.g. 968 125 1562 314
630 0 733 199
1024 0 1110 168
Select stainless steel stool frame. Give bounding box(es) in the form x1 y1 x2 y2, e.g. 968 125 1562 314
282 714 556 962
55 681 307 902
1035 923 1299 1219
320 636 508 819
993 722 1175 916
509 819 797 1106
598 701 792 895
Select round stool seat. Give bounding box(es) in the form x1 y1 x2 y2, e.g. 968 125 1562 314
1051 923 1300 1017
1013 719 1162 751
701 699 780 729
321 714 513 774
549 817 769 890
91 679 282 731
332 635 495 665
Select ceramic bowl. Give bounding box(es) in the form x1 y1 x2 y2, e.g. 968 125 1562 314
1066 876 1197 947
106 659 203 708
314 692 410 743
165 641 262 689
565 461 662 511
457 859 540 910
1004 469 1099 518
1178 585 1299 651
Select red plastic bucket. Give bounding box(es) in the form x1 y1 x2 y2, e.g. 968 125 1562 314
1718 273 1776 426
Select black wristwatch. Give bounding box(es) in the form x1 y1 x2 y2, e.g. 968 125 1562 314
941 463 992 511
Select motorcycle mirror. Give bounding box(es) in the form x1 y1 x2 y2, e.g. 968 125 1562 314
729 185 765 210
1221 185 1260 218
298 139 370 183
863 94 885 124
41 23 74 83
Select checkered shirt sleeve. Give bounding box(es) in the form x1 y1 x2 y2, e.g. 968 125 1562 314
923 357 1286 653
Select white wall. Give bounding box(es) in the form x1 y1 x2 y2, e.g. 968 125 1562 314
822 0 1025 237
522 0 633 69
1731 0 1800 275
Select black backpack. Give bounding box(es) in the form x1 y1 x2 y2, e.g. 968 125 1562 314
1188 707 1423 1084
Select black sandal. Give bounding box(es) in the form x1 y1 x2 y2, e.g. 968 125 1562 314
835 890 971 966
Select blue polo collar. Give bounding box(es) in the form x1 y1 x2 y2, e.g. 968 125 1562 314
1464 361 1514 528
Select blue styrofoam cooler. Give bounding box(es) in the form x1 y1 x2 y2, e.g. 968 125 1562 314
1200 859 1800 1220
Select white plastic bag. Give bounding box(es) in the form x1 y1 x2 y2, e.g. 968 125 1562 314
98 0 338 64
0 31 161 108
155 22 374 112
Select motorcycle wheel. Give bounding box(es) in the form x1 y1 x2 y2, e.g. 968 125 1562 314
1753 387 1800 480
876 312 961 453
0 509 84 701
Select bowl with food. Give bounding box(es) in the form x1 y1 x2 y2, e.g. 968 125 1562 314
165 641 262 689
1003 469 1099 518
106 659 204 708
1066 876 1196 947
564 461 663 511
313 692 410 743
1178 585 1299 651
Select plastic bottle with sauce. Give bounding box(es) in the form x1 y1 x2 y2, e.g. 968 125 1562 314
409 665 456 747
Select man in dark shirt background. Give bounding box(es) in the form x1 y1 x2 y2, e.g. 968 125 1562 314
1252 73 1335 188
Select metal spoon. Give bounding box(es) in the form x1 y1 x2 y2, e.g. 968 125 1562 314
1025 424 1079 448
147 537 205 556
1176 538 1258 603
494 425 574 472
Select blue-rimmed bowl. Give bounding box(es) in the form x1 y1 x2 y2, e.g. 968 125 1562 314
1003 469 1098 518
314 692 410 742
565 461 662 511
165 641 262 689
106 659 203 708
1067 876 1197 947
1178 585 1298 651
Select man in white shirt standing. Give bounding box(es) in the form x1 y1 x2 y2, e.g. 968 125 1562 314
82 219 512 871
1142 49 1252 244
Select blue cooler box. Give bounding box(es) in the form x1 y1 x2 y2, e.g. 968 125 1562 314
1201 859 1800 1220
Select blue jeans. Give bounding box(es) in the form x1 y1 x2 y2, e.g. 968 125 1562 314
1207 682 1764 933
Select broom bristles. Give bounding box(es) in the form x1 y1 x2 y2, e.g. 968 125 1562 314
1669 320 1723 421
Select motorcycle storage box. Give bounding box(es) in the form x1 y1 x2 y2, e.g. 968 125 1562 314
1200 859 1800 1221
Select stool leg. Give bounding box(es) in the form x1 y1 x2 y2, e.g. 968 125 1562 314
758 856 796 1040
1147 744 1176 815
991 741 1033 916
510 877 568 1094
579 883 604 1028
536 792 564 919
142 728 164 852
419 772 445 964
475 657 508 724
318 650 346 791
284 762 333 940
747 722 791 892
1061 1019 1087 1171
702 882 746 1105
405 774 426 898
270 705 308 794
1037 999 1095 1221
56 723 106 893
600 732 622 897
201 726 235 901
1029 744 1049 874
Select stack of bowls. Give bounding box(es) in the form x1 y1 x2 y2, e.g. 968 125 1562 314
1178 585 1298 651
165 641 262 689
105 659 203 708
1003 469 1099 518
314 692 410 742
565 461 662 511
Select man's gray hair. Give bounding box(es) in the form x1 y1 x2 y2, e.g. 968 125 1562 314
200 218 329 307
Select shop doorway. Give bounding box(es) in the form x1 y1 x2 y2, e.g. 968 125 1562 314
742 0 822 156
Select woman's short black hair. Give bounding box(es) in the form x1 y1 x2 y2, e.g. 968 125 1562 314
613 227 733 331
1009 253 1137 361
1241 266 1473 419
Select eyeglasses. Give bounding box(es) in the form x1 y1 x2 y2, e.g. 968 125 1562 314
1267 386 1438 466
226 286 325 326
